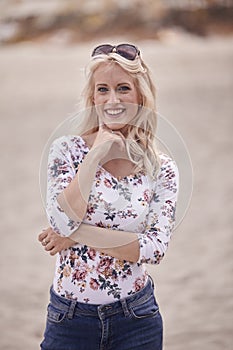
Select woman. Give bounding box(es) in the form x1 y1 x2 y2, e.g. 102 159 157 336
38 43 179 350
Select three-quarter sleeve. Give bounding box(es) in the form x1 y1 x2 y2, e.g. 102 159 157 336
46 136 83 236
137 155 179 265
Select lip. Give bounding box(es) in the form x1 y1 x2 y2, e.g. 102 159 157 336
104 108 126 118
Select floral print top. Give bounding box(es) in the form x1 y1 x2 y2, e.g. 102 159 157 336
46 135 179 304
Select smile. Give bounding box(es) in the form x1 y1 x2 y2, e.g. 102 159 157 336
104 108 125 117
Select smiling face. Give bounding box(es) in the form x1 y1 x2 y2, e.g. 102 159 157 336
92 63 141 133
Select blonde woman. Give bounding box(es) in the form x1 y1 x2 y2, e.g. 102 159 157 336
39 44 179 350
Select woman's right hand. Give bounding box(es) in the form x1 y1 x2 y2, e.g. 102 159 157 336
38 227 76 255
91 125 126 163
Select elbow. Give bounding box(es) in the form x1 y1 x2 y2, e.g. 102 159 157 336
57 192 85 222
154 251 165 265
139 251 164 265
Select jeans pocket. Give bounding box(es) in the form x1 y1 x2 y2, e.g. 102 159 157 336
129 294 160 320
47 303 67 324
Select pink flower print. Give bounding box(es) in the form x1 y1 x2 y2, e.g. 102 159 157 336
87 205 95 216
135 178 143 185
87 205 95 214
87 248 96 260
134 277 145 292
72 262 88 282
104 178 112 188
143 189 150 203
69 251 78 266
96 170 102 178
97 257 113 277
63 265 71 278
90 278 100 290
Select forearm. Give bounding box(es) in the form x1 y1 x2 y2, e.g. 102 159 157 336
70 223 140 263
57 150 99 222
100 240 140 263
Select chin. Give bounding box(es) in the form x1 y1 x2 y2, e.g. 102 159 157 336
104 122 126 131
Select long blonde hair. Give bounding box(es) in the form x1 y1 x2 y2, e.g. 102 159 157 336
77 50 160 179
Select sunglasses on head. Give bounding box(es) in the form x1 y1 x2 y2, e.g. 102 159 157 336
91 44 140 61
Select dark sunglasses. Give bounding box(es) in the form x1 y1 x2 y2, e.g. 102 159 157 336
91 44 140 61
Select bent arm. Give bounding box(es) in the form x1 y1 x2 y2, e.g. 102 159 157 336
38 224 140 263
46 136 84 236
57 149 100 222
69 156 179 265
137 156 179 265
70 223 140 263
46 137 178 264
46 134 111 235
47 131 125 236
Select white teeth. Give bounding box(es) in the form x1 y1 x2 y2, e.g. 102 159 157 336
105 109 124 115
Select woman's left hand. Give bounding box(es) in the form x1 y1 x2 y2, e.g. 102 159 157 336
38 227 76 256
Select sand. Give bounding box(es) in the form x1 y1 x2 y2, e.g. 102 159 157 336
0 32 233 349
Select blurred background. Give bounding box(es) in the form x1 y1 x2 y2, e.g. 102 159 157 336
0 1 232 349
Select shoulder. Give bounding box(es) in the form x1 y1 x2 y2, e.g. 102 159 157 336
159 153 178 170
157 153 179 183
159 153 177 166
48 135 89 166
50 135 89 155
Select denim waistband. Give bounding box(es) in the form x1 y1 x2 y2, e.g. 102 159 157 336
49 276 154 319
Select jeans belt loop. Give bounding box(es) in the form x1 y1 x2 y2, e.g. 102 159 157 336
120 298 130 317
67 300 77 320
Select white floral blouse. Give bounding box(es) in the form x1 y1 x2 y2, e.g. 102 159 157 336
46 135 179 304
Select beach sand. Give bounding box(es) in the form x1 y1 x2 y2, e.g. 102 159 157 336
0 32 232 349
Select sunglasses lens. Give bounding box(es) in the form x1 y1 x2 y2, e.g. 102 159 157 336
92 44 140 60
117 44 138 60
92 44 113 56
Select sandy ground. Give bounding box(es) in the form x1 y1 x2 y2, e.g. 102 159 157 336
0 32 233 349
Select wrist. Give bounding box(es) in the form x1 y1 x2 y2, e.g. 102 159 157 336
85 147 101 165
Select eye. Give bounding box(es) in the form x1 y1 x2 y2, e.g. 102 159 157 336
118 85 131 92
97 86 108 93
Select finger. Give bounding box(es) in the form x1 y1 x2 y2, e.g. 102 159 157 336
38 227 50 240
38 229 49 242
98 123 106 133
112 130 125 140
41 239 47 246
50 246 59 256
44 241 55 251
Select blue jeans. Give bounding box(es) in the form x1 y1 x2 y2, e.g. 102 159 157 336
40 277 163 350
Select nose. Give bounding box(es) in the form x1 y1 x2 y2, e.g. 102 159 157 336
107 89 120 104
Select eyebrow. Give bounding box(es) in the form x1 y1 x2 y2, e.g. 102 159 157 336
96 82 131 86
117 82 131 86
96 83 108 86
